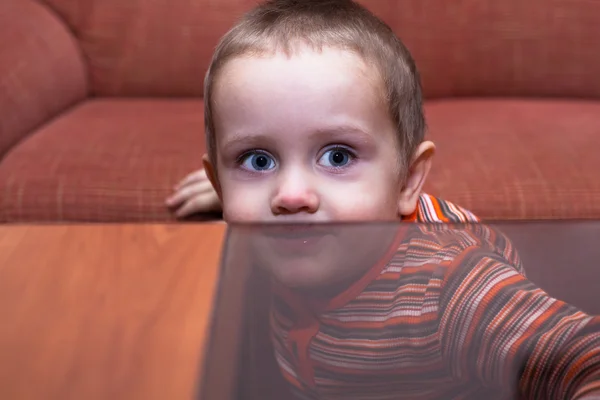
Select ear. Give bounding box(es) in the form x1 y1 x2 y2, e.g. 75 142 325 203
397 141 435 217
202 154 223 202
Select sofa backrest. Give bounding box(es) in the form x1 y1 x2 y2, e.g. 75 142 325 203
41 0 600 99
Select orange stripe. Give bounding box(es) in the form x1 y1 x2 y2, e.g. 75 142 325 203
430 197 450 223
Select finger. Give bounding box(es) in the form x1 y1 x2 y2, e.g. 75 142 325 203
176 178 214 195
175 193 222 218
174 169 208 190
174 170 206 190
165 183 213 207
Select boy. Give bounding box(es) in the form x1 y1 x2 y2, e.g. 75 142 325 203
167 0 600 398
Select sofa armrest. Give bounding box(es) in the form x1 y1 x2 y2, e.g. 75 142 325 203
0 0 88 158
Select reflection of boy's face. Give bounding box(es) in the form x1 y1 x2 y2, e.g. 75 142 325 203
205 47 433 288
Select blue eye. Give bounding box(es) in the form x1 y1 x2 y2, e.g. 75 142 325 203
319 147 354 168
240 152 276 171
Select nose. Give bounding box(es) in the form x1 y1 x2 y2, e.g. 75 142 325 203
271 171 319 216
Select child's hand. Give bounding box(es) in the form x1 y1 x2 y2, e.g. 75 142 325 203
166 169 221 218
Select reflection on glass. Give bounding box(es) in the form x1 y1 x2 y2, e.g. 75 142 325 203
201 221 600 400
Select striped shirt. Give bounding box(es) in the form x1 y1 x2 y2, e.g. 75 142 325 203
269 193 600 399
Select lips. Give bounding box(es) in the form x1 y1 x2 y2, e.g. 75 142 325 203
265 234 327 255
260 223 332 239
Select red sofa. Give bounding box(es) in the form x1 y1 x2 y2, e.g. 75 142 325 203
2 0 600 222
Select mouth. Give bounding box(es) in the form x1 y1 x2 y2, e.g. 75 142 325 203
260 223 333 240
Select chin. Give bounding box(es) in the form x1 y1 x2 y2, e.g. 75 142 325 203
270 262 332 290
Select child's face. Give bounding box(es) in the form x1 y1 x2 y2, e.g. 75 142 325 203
205 47 433 289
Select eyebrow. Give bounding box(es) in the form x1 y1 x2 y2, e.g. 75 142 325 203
310 125 374 143
220 124 374 152
220 133 276 154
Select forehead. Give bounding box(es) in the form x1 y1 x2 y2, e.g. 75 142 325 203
211 48 390 138
217 47 385 102
219 46 377 83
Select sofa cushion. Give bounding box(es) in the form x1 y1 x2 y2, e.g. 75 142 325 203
41 0 600 98
360 0 600 99
41 0 256 97
1 98 599 222
0 99 210 222
0 0 87 158
424 99 600 219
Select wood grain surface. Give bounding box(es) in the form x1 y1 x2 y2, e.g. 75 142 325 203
0 223 226 400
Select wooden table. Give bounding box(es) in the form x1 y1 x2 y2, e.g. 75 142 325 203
0 223 226 400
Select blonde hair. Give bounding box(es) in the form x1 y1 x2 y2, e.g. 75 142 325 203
204 0 425 173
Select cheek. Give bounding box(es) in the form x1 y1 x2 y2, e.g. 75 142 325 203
221 183 268 222
323 178 399 220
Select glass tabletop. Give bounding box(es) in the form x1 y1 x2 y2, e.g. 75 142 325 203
200 220 600 400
